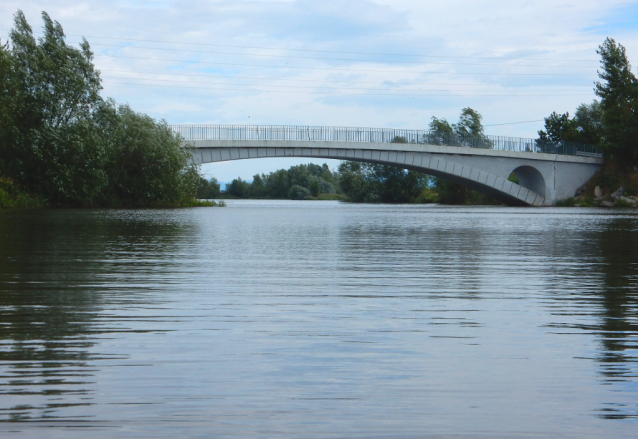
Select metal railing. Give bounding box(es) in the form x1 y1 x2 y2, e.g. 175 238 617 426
170 124 602 158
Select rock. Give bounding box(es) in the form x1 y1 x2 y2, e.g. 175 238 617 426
620 196 636 205
575 184 587 197
601 201 615 207
611 187 625 199
594 186 602 198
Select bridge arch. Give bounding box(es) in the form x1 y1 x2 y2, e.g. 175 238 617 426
511 166 546 198
191 144 547 206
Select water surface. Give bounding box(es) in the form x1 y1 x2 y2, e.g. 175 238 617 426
0 201 637 438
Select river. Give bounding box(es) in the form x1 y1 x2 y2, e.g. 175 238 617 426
0 200 636 438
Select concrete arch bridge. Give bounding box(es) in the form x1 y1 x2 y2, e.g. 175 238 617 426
172 125 604 206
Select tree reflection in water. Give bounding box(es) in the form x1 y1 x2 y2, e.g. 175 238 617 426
0 209 190 422
594 218 638 419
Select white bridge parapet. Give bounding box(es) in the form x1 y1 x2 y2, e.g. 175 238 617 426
175 125 604 206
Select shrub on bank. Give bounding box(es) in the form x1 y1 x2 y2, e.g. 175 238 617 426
0 177 43 208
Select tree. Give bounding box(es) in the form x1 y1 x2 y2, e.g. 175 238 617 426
338 161 429 203
537 102 603 150
197 177 221 199
5 10 107 205
250 174 265 198
226 177 251 198
574 101 603 145
0 40 15 173
288 185 311 200
98 104 199 207
594 37 638 164
426 108 496 203
426 117 455 145
454 107 493 148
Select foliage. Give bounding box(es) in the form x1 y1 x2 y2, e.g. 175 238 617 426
338 161 429 203
226 177 251 198
554 197 577 207
0 177 43 208
594 38 638 165
223 162 339 199
98 104 200 207
425 108 498 204
0 11 203 208
425 108 492 148
537 101 603 151
197 177 221 199
288 185 311 200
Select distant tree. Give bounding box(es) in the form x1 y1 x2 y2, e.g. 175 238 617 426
288 185 311 200
265 169 290 198
574 101 603 145
426 108 495 203
227 177 251 198
338 161 428 203
250 174 265 198
338 161 375 202
536 102 603 150
595 37 638 164
426 117 455 145
454 107 493 148
197 177 221 199
309 179 321 197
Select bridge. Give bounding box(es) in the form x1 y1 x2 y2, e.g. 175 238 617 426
172 125 604 206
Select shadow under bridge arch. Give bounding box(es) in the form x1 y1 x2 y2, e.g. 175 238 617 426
510 166 546 199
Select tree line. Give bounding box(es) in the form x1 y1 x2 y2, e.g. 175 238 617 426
0 11 202 208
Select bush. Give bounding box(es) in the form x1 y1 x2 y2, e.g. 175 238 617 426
288 185 311 200
555 197 577 207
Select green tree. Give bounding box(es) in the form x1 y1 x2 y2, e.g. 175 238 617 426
426 117 455 145
288 185 311 200
265 169 290 198
0 40 16 173
595 37 638 164
5 10 107 205
226 177 251 198
197 177 221 199
574 101 603 145
454 107 493 148
338 161 375 202
338 161 428 203
537 102 603 150
426 108 496 203
249 174 265 198
98 104 199 207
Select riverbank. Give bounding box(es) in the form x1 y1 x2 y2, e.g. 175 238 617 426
562 161 638 208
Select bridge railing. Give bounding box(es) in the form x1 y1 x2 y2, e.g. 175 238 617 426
170 124 602 158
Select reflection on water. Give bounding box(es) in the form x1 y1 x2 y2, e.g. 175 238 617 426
0 202 636 437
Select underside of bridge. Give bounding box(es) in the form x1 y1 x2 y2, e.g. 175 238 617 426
188 141 604 206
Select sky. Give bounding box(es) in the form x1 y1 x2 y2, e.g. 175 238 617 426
2 1 638 182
